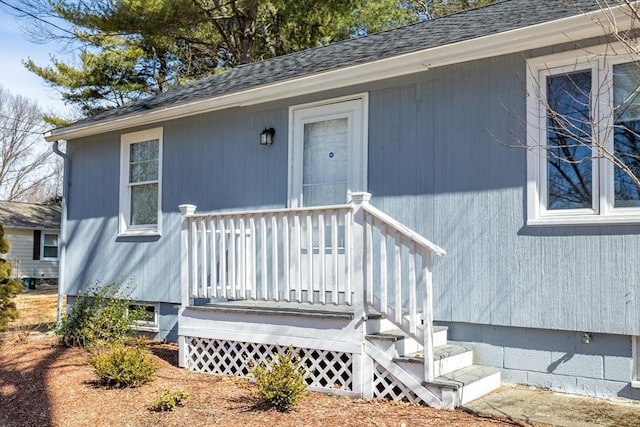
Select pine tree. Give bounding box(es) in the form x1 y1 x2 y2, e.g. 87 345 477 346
0 225 22 331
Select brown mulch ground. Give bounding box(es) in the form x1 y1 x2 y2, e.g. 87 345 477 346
0 289 521 427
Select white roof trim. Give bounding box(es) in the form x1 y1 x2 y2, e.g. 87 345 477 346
45 4 625 142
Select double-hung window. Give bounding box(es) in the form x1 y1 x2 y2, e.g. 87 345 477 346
527 47 640 225
41 233 59 260
119 128 163 235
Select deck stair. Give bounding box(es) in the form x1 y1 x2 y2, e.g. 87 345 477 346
364 321 501 408
178 192 500 410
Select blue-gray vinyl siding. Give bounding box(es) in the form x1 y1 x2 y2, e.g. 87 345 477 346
63 48 640 336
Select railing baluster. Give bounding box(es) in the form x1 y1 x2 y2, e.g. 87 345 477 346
199 219 207 298
260 216 268 300
306 214 314 303
228 218 236 299
331 212 339 304
219 218 227 299
394 232 402 325
344 209 352 305
190 218 198 299
294 214 302 303
239 217 246 299
271 215 279 301
379 222 388 315
282 215 289 301
250 217 256 300
365 214 373 306
318 213 326 304
209 218 217 299
409 242 417 337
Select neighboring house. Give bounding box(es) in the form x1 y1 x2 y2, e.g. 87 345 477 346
0 201 61 283
45 0 640 407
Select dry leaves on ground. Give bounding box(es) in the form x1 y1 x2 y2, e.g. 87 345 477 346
0 289 520 427
0 338 520 427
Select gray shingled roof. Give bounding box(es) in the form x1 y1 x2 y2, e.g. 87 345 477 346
0 201 61 230
71 0 611 127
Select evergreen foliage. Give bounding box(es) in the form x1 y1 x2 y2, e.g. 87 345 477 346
55 280 146 347
251 349 307 411
0 224 22 332
149 388 189 412
90 343 158 388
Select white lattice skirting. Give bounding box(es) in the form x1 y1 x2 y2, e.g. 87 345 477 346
372 363 421 403
184 337 354 392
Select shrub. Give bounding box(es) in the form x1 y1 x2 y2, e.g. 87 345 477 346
251 349 307 411
90 343 157 388
0 273 22 332
0 224 22 332
55 280 146 347
149 388 189 412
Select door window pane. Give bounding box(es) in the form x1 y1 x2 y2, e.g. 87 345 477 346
613 62 640 207
546 70 593 210
303 118 348 206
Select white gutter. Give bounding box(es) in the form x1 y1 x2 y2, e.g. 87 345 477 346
44 4 628 142
52 141 68 323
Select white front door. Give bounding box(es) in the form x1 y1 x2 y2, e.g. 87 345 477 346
289 95 368 207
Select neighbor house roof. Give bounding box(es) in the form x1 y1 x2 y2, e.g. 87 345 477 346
45 0 624 141
0 201 61 230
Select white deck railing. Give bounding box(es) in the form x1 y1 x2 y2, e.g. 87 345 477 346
179 192 446 381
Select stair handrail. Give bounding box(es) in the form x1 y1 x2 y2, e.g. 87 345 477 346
350 192 446 383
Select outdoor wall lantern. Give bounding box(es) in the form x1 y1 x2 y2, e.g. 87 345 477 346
260 127 275 145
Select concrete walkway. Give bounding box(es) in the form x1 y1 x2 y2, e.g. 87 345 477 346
464 384 640 426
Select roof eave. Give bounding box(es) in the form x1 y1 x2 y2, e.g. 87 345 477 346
44 5 622 142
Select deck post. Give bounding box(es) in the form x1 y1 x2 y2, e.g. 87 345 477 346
179 204 197 308
422 248 435 383
349 192 371 397
178 204 197 368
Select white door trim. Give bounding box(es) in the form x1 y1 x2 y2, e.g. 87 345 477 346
287 93 369 208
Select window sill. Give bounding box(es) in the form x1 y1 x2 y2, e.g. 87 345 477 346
631 381 640 389
528 215 640 226
134 325 159 333
117 230 161 238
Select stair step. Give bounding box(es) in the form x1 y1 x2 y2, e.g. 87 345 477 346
428 365 501 406
366 329 422 356
433 325 448 347
395 344 473 378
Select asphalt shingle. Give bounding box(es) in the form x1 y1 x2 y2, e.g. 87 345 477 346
0 201 61 230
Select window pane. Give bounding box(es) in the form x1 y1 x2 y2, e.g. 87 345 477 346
613 62 640 207
130 183 158 225
43 246 58 258
546 70 593 210
303 182 348 207
129 139 159 183
303 118 348 206
43 234 58 246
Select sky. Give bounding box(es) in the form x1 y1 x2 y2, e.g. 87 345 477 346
0 4 72 117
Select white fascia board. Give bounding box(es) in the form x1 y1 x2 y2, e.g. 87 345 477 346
44 4 627 142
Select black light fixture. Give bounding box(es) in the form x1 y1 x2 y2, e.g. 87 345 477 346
260 127 275 145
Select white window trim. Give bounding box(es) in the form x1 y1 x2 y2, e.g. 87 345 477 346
118 127 163 236
526 44 640 226
287 93 368 208
129 302 160 333
40 230 59 261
